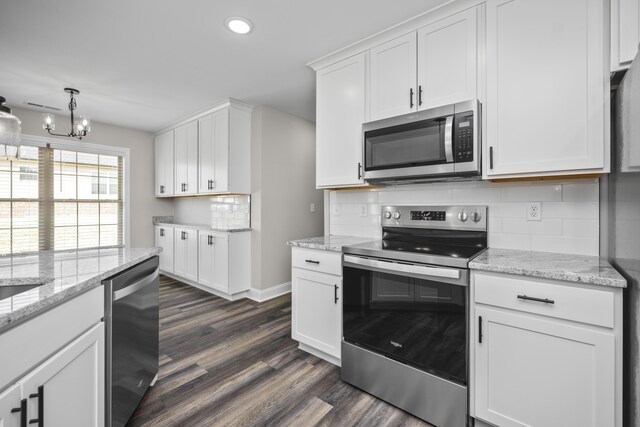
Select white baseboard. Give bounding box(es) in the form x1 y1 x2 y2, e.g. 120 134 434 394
247 281 292 303
160 271 249 301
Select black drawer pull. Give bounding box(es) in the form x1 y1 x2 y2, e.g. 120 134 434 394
517 294 555 304
305 259 320 264
334 284 339 304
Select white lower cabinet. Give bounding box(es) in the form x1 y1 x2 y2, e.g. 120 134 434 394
471 271 621 427
0 384 22 427
291 247 342 365
197 231 229 293
174 228 198 282
155 225 174 274
21 323 105 427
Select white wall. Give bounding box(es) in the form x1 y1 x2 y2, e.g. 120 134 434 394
12 107 174 248
329 178 600 256
252 106 324 290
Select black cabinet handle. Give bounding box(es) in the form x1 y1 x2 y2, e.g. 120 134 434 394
11 398 27 427
208 235 214 246
409 88 414 108
357 162 362 180
28 386 44 427
489 147 494 169
418 85 423 106
478 316 483 343
160 228 165 237
334 284 339 304
305 259 320 264
517 294 555 304
160 185 165 194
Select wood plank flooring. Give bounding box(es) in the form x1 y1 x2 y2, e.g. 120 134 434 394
127 275 432 427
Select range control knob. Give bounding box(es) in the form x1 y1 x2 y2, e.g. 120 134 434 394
457 210 468 222
393 211 401 220
383 211 392 219
471 210 482 223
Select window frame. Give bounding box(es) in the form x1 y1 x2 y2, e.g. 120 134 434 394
18 134 131 249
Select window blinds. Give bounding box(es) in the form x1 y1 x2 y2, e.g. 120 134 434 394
0 145 123 255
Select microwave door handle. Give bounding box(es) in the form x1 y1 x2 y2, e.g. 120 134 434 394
444 115 454 162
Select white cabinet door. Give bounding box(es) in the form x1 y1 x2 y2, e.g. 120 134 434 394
197 231 229 293
174 228 198 282
0 384 23 427
369 33 418 121
174 120 198 195
485 0 606 177
198 109 230 194
417 7 477 110
316 52 367 188
612 0 640 70
474 306 615 427
291 268 342 359
154 130 174 196
155 225 174 274
20 323 104 427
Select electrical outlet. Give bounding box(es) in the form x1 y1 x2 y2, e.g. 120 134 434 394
360 204 367 217
310 203 315 213
527 202 542 221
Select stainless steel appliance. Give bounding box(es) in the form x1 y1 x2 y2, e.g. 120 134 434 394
104 256 160 427
342 205 487 427
604 49 640 427
362 100 481 184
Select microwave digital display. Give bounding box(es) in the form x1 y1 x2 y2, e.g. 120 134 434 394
459 122 470 128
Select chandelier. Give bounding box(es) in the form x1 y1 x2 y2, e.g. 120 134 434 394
42 88 91 140
0 96 21 160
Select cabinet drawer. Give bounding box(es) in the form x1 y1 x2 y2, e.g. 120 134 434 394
474 272 614 328
292 247 342 276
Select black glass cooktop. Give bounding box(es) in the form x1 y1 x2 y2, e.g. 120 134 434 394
344 226 487 268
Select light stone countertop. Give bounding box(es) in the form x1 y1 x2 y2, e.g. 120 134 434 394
288 236 378 253
469 248 626 288
154 222 251 233
0 247 161 332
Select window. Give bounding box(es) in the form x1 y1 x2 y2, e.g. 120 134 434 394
0 144 124 255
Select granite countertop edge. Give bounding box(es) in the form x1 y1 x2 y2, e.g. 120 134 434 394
469 248 627 288
0 247 162 333
287 236 378 253
154 222 251 233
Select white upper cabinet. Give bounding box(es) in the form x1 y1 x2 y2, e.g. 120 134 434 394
369 33 418 121
368 7 477 121
612 0 640 70
417 7 477 110
485 0 608 178
198 103 252 195
198 109 229 194
174 120 198 195
316 52 368 188
154 130 174 196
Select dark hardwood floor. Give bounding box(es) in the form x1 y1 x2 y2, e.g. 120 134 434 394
127 275 432 427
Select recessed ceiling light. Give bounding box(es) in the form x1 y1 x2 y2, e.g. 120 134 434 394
225 17 253 35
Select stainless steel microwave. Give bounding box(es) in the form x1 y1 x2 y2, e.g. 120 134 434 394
362 100 481 184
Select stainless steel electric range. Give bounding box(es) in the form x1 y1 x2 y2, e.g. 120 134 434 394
341 205 487 427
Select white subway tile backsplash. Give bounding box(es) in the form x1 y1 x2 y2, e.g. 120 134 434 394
329 179 599 256
174 195 250 230
502 218 563 236
562 183 599 202
531 235 598 256
502 184 562 202
562 219 599 238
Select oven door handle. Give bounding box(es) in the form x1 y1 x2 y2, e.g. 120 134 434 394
444 115 454 163
343 255 461 280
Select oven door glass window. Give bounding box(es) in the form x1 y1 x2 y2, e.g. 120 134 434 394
343 266 467 385
364 118 446 171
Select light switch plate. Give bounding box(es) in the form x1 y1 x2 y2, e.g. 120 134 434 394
527 202 542 221
310 203 315 213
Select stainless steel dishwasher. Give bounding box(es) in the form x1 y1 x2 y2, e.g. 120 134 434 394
104 256 159 427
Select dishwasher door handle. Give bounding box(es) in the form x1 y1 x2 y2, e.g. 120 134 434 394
113 268 159 301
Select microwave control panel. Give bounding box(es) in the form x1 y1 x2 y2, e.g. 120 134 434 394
454 113 474 162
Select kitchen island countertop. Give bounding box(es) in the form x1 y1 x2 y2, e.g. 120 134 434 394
0 247 161 332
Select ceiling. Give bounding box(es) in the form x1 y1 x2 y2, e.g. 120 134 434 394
0 0 449 132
